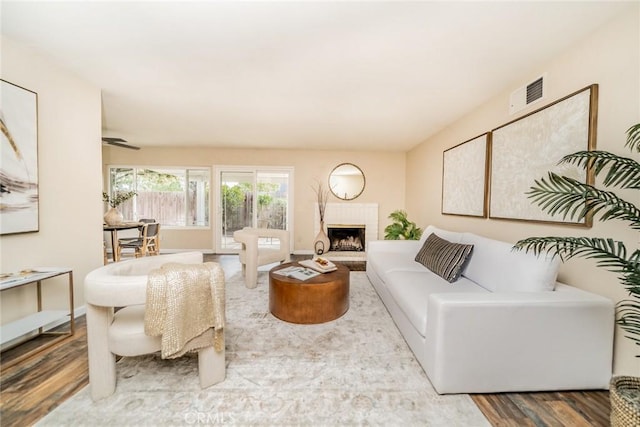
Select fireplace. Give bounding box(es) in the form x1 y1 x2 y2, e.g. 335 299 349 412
327 225 365 252
314 203 378 260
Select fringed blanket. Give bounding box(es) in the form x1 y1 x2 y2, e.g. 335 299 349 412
144 262 225 359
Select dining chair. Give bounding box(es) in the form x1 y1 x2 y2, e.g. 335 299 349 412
117 222 160 259
117 218 157 245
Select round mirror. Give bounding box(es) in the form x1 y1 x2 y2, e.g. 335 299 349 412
329 163 365 201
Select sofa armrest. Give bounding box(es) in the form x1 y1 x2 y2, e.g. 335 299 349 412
367 239 421 255
425 288 615 393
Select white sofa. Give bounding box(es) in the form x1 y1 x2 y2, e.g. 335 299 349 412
366 225 615 394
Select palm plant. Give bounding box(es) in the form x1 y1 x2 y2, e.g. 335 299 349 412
514 124 640 354
384 210 423 240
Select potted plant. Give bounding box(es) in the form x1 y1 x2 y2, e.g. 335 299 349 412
102 191 136 225
514 124 639 425
384 210 423 240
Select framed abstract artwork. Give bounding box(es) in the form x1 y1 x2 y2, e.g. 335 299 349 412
1 79 39 234
489 84 598 225
442 133 489 217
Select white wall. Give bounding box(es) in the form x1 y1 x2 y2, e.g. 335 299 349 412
406 6 640 375
1 37 103 326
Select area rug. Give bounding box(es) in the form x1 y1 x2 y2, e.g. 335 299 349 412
37 271 489 426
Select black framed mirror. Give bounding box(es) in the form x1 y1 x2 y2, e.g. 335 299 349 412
329 163 365 201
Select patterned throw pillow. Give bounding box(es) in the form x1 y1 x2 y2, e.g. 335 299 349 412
414 233 474 283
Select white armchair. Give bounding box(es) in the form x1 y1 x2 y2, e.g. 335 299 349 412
84 252 226 401
233 227 291 288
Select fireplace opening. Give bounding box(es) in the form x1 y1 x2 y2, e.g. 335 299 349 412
327 225 365 252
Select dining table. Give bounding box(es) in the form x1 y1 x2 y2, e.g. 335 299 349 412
103 222 142 262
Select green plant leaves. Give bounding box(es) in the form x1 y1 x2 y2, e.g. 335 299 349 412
527 173 640 229
626 123 640 152
514 236 630 272
559 150 640 189
384 210 423 240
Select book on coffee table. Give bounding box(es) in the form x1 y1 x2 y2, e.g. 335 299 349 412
273 266 320 281
298 258 338 273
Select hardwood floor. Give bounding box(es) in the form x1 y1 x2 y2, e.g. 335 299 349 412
1 316 88 427
0 256 611 426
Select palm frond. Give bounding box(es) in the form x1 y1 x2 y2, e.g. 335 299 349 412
514 236 632 273
622 252 640 292
626 123 640 153
558 150 640 189
617 300 640 348
527 173 640 229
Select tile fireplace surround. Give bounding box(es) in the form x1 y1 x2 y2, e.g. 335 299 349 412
314 203 378 261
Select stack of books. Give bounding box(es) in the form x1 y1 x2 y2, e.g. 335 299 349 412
299 257 338 273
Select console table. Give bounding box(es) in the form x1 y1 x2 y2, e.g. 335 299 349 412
0 268 74 367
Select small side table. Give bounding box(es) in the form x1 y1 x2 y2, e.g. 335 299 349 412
0 268 74 368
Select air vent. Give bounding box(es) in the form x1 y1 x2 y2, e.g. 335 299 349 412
509 74 546 114
526 77 543 104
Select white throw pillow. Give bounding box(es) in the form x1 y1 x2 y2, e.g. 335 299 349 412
461 233 560 292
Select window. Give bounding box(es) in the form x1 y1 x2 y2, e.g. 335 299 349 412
108 167 210 227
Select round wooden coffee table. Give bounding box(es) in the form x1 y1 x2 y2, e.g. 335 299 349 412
269 262 350 324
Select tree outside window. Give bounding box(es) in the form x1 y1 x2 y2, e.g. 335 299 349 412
108 167 210 227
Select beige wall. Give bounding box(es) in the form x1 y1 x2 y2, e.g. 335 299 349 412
406 7 640 375
102 147 405 252
1 37 104 326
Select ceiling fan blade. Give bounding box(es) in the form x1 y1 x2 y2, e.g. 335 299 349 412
101 137 140 150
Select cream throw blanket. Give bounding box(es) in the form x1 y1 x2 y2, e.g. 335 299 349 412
144 262 225 359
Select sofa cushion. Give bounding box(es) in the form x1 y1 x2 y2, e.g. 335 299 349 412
385 270 489 337
460 232 560 292
415 233 474 283
368 250 427 283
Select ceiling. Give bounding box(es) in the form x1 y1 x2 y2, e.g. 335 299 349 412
1 1 632 151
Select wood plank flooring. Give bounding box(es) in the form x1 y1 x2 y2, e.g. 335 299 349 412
0 256 611 426
1 316 88 427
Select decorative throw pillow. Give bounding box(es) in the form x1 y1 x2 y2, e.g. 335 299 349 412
415 233 474 283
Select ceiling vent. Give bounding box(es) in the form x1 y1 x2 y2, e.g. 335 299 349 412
509 74 546 115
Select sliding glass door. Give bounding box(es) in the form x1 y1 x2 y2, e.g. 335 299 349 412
215 166 293 253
